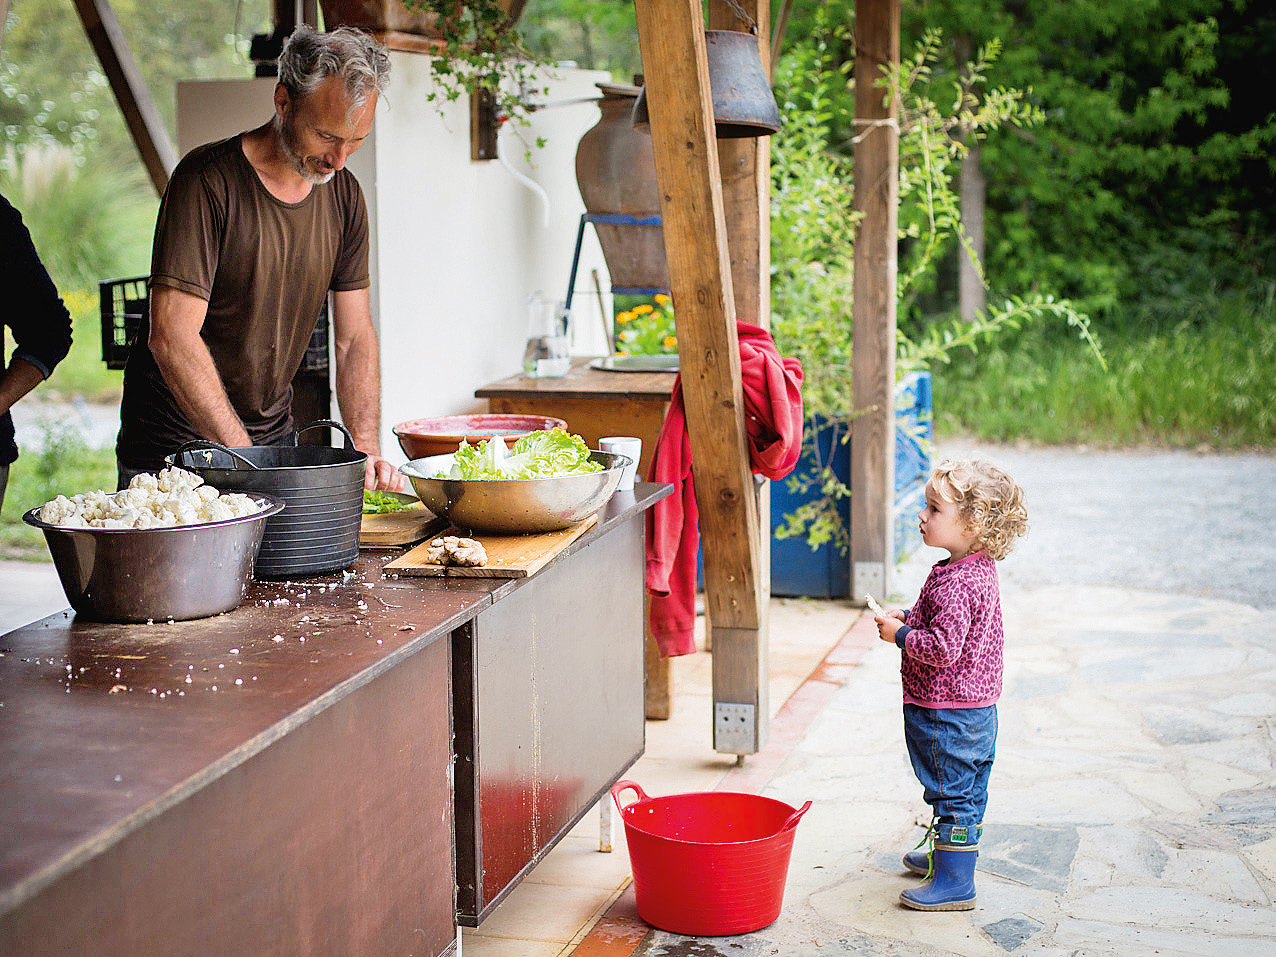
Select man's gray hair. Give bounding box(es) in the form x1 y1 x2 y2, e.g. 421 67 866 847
277 25 391 109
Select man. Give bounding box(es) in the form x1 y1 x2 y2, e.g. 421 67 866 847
1 192 74 514
116 25 401 490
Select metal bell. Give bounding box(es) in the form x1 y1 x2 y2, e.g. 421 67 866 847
632 30 781 139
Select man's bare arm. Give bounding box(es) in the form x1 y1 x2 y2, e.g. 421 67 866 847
148 285 251 447
331 287 402 490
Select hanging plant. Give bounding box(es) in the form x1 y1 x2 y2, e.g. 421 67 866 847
401 0 552 142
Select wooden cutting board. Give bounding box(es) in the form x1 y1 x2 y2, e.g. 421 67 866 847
360 505 447 548
383 515 598 578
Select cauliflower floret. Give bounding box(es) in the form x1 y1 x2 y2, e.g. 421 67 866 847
171 503 200 526
195 484 220 504
199 499 235 524
128 472 160 493
38 495 75 524
130 511 158 530
156 466 203 494
113 487 151 510
221 493 260 518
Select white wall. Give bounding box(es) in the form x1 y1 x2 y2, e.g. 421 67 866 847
177 55 614 467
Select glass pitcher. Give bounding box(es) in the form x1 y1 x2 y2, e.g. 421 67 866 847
522 294 572 378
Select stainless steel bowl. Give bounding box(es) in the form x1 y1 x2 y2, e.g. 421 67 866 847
399 451 631 534
22 494 285 623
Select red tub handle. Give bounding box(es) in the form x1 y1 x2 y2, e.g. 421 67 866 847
611 779 649 812
781 800 813 832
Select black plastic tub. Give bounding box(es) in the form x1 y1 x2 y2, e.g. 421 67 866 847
169 420 366 579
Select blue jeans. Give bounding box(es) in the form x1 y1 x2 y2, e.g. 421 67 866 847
904 703 997 831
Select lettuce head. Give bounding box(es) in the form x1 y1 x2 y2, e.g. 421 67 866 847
440 429 603 480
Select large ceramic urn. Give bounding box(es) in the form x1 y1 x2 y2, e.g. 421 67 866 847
317 0 439 35
574 82 670 293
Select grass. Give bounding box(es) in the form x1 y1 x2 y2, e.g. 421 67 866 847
2 429 117 560
3 286 123 560
930 289 1276 449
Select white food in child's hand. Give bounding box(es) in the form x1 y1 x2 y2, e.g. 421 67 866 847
864 593 886 616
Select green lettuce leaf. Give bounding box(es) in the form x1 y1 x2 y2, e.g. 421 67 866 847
439 429 603 480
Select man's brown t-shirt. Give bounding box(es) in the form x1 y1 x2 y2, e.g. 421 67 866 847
117 134 370 469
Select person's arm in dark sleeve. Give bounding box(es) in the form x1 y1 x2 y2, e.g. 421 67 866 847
1 193 73 416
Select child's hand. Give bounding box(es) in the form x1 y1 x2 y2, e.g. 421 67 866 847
875 614 903 643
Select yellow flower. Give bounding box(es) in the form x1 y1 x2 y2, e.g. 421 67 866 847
662 336 677 349
654 293 672 307
633 303 655 315
617 311 634 324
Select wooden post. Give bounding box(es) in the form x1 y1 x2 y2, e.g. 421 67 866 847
707 0 772 754
851 0 900 601
633 0 766 752
72 0 177 197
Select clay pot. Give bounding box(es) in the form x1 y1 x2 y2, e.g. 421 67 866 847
574 83 670 293
318 0 440 35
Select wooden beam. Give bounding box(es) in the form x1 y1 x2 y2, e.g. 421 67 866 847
850 0 900 600
633 0 763 641
72 0 177 197
706 0 772 754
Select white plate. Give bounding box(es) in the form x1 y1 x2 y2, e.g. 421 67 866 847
588 354 680 373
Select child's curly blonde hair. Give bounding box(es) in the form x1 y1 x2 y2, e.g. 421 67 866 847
930 458 1029 560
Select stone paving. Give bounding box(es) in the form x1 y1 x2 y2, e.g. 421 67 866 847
634 443 1276 957
634 584 1276 956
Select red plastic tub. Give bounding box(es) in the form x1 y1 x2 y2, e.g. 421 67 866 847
611 780 811 936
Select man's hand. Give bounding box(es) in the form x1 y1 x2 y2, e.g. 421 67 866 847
365 453 404 492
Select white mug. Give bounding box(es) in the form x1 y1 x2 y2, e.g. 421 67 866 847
599 436 642 491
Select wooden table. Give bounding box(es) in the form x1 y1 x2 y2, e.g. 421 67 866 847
476 359 679 719
0 485 668 954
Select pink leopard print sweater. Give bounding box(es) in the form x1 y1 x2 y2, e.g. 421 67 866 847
897 550 1003 708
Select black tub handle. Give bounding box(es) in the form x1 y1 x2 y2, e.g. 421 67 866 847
292 419 357 452
170 440 260 470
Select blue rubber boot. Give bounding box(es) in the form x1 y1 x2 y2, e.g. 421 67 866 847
903 822 981 876
899 824 978 911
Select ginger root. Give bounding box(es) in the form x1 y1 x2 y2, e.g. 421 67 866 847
425 536 488 567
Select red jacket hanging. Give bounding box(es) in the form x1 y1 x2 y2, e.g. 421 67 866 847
645 321 804 658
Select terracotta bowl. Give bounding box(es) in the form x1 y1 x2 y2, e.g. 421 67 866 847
393 413 568 460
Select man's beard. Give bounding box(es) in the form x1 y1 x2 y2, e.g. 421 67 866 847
277 113 335 186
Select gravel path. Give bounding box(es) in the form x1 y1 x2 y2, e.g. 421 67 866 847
897 440 1275 611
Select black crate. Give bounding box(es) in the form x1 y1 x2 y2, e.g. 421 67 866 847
99 276 148 370
300 306 330 374
98 278 331 375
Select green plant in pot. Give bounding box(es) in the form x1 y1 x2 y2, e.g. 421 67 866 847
771 23 1102 556
400 0 552 143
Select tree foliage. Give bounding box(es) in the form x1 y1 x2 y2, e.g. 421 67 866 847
894 0 1276 327
2 0 270 173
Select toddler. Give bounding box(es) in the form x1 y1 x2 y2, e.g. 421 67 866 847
874 457 1028 911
